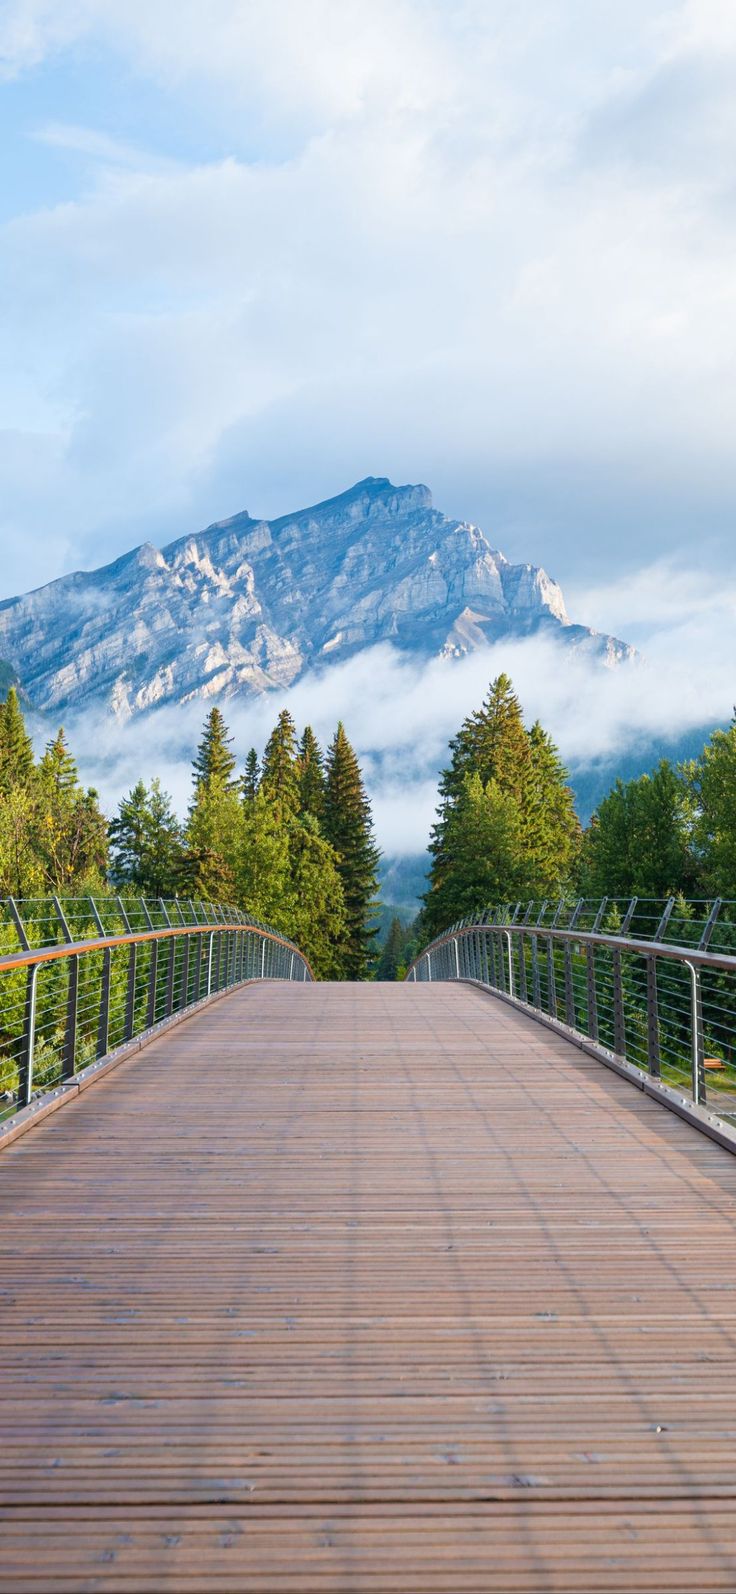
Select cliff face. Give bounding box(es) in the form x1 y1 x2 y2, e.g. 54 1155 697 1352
0 477 633 718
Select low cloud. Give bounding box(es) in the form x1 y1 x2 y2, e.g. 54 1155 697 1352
52 579 735 858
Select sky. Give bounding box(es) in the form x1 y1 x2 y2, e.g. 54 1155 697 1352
1 0 735 854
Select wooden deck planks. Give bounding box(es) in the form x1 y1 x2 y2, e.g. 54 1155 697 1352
2 980 736 1589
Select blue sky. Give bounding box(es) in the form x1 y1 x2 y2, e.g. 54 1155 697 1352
1 0 735 642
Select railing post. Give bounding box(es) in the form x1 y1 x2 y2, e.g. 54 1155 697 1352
147 939 159 1027
207 931 215 996
97 947 111 1059
504 931 514 998
124 942 137 1041
453 938 460 978
686 960 706 1105
180 935 191 1010
62 954 79 1079
518 932 528 1004
563 940 575 1028
646 955 660 1077
612 948 625 1057
261 937 266 980
531 935 541 1009
18 962 39 1107
165 936 176 1016
427 950 432 982
546 936 557 1018
586 943 598 1041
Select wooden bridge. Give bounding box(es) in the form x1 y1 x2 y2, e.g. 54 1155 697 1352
3 979 736 1590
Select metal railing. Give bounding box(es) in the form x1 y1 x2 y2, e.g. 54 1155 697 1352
407 897 736 1128
0 896 313 1124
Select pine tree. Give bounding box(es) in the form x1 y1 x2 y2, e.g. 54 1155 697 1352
192 706 237 790
0 687 34 794
296 725 325 821
35 729 107 891
236 786 292 923
243 748 261 803
260 709 299 817
323 723 380 979
687 723 736 896
110 778 184 897
376 916 406 981
524 722 581 893
286 815 347 980
186 707 243 899
425 773 527 932
581 761 695 898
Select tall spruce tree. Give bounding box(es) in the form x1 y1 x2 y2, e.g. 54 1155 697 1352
260 709 300 818
0 687 34 794
296 725 326 821
192 706 238 790
243 748 261 803
34 729 107 890
110 778 184 897
186 707 243 899
323 722 380 979
425 676 580 935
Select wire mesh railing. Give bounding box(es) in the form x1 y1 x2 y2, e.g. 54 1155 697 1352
407 897 736 1131
0 896 313 1126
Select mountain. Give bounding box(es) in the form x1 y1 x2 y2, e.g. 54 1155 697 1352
0 477 633 718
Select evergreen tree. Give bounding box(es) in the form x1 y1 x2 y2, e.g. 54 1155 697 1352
186 707 243 898
425 676 579 935
425 773 527 932
296 725 326 821
376 915 406 981
686 724 736 894
192 706 238 790
286 815 347 980
34 729 107 891
236 786 292 923
0 686 34 794
524 722 581 893
260 709 299 817
110 778 184 897
323 723 380 979
581 761 696 898
243 748 261 803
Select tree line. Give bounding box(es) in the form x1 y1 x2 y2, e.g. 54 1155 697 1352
0 690 379 980
420 673 736 936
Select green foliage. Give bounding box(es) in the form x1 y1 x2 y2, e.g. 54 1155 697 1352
0 700 107 896
0 687 34 794
424 676 580 936
580 760 696 898
260 709 300 819
243 748 261 803
375 914 414 981
296 725 326 821
110 778 185 897
192 706 238 789
687 720 736 895
323 722 380 980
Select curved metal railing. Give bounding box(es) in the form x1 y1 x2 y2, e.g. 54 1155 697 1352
0 896 313 1126
407 898 736 1132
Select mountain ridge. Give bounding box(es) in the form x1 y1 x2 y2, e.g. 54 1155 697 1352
0 476 634 719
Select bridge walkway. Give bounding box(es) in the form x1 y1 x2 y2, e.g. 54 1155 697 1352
2 981 736 1590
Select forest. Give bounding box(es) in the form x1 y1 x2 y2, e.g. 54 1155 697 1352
1 673 735 980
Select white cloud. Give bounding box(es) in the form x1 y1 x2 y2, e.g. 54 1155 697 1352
0 0 734 622
55 593 734 858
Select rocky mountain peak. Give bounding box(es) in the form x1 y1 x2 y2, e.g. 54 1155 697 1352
0 477 633 718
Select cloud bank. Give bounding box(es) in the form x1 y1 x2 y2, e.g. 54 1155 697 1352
57 564 735 856
0 0 735 598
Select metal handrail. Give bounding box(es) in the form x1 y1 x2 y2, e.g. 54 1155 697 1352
0 899 314 1125
407 915 736 1126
